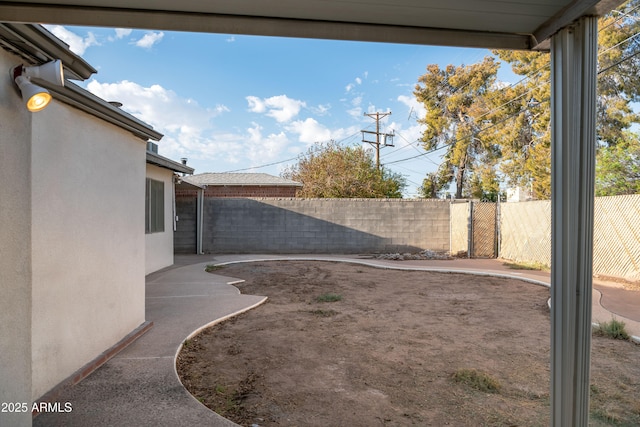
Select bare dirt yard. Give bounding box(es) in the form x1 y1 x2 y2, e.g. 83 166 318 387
176 261 640 427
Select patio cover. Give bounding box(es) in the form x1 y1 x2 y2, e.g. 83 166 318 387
0 1 626 425
0 1 624 50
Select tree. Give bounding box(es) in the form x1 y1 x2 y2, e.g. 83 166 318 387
596 133 640 196
492 0 640 198
486 50 552 199
282 141 406 198
414 56 501 199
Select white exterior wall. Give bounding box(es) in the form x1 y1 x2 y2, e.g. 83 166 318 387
145 163 175 274
0 48 33 427
30 101 147 400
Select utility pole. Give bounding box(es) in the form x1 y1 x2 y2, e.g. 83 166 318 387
362 111 394 170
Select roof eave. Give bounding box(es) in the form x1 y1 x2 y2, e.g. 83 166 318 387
207 183 303 187
146 151 194 174
0 22 96 80
43 80 163 141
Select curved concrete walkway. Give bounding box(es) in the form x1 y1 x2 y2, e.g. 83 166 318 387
34 254 639 426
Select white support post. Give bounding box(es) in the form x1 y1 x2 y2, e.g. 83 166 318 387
550 16 597 427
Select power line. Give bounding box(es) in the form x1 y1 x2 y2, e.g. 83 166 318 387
384 101 544 166
598 46 640 74
227 8 640 175
221 129 365 173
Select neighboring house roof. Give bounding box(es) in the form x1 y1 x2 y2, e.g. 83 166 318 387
0 23 162 142
184 173 302 187
146 151 194 175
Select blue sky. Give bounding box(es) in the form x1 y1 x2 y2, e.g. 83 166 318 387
46 25 519 197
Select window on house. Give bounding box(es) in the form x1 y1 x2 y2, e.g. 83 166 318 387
145 178 164 233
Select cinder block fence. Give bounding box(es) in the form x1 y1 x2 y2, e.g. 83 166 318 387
175 194 640 282
175 197 450 254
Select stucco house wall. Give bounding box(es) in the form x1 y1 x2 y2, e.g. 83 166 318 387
30 101 147 400
145 163 176 274
0 47 33 427
0 25 162 425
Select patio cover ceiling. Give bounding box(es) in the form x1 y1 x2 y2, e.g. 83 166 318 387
0 0 626 50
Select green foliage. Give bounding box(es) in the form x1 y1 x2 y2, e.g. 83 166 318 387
596 135 640 196
315 293 343 303
503 261 549 271
593 319 630 340
413 1 640 200
282 141 406 198
205 264 224 272
418 171 449 198
488 1 640 199
452 368 501 393
309 309 339 317
414 57 501 199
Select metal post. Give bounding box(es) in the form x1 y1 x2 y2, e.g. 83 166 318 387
196 188 204 254
550 16 597 427
467 200 473 259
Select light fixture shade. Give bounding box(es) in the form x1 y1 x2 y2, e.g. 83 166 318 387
23 59 64 87
15 75 52 112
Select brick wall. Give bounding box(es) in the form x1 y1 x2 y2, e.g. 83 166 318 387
176 186 298 198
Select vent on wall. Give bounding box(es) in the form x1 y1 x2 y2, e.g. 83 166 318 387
147 141 158 153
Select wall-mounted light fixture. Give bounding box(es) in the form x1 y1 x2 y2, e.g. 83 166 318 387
11 60 64 112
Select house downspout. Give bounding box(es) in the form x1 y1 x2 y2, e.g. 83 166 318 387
172 174 177 232
197 187 205 254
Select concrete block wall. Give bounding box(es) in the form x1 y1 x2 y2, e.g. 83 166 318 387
202 198 450 254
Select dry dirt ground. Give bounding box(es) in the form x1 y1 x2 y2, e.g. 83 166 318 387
176 261 640 427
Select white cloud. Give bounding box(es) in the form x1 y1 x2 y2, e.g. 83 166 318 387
287 118 332 144
246 95 305 123
310 103 331 116
135 32 164 49
286 120 361 147
347 107 363 119
85 80 303 170
346 75 364 92
246 96 266 113
397 94 426 121
347 96 363 118
46 25 98 55
86 80 234 161
226 36 236 43
246 123 290 162
114 28 132 39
